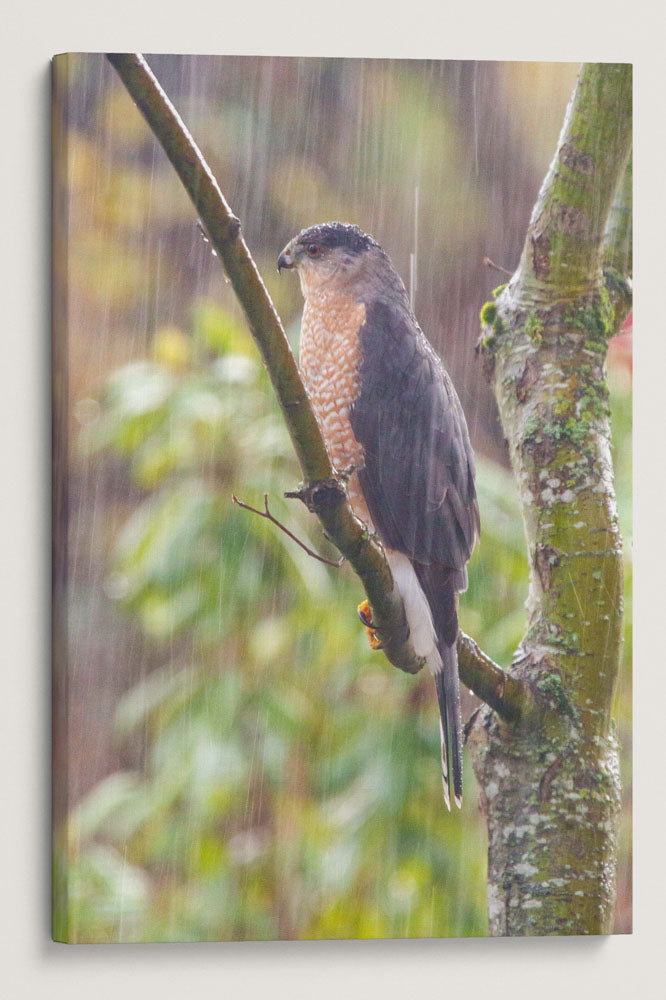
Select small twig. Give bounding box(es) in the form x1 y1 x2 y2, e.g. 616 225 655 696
482 256 513 277
232 493 344 568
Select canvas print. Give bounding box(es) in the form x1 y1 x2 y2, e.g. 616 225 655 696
52 53 632 942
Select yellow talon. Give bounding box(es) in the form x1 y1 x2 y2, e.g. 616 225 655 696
357 599 384 650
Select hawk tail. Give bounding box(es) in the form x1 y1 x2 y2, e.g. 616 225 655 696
413 564 464 810
433 642 463 810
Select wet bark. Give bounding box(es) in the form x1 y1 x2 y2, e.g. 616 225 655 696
473 63 632 935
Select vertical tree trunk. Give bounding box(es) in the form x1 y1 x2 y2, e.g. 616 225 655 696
471 63 632 935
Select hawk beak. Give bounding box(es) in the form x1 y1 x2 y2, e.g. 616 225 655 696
277 247 294 273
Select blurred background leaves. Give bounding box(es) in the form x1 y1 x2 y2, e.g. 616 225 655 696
53 54 631 942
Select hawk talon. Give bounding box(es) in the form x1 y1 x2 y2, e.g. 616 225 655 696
357 600 384 650
337 463 357 483
357 599 374 628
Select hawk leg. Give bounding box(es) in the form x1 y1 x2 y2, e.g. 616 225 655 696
357 599 384 650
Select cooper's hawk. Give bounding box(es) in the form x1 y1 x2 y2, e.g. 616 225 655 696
278 222 479 808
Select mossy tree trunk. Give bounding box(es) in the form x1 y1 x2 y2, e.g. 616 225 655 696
472 63 632 935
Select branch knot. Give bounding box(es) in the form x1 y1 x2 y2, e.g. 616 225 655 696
284 477 347 516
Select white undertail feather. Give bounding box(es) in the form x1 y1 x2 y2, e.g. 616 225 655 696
386 550 460 810
386 551 441 672
438 717 451 811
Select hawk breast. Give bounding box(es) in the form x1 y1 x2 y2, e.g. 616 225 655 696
298 290 372 526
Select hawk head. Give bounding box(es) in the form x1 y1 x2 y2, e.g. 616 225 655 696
278 222 393 297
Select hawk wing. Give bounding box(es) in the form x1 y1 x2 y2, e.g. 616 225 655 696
350 298 480 607
350 297 479 808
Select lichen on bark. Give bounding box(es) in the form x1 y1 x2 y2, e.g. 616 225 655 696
471 63 631 935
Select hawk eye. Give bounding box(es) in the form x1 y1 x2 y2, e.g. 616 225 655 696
307 243 321 257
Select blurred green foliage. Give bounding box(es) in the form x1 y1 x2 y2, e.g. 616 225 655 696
57 302 632 943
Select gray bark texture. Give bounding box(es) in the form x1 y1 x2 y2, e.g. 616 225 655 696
471 62 632 935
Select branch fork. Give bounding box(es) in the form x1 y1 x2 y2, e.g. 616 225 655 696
232 492 344 568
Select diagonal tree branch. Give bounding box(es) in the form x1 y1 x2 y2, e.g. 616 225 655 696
106 52 532 718
457 631 534 723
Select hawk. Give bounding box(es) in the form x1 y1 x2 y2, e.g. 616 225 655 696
278 222 479 808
